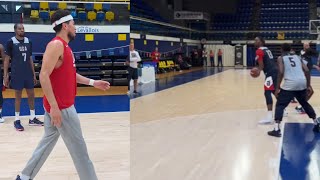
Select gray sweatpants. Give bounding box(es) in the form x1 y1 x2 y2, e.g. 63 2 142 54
21 105 98 180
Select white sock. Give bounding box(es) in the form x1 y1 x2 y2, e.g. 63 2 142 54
267 111 273 120
30 110 36 119
313 118 319 125
274 122 280 131
297 105 302 108
0 109 2 114
15 112 20 121
20 174 30 180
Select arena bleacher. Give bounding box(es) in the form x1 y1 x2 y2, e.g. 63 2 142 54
131 0 315 41
23 1 129 25
0 1 129 87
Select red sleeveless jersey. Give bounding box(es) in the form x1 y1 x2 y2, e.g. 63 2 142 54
43 36 77 112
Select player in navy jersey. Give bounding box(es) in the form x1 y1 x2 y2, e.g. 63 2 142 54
4 23 43 131
295 42 320 114
253 36 286 124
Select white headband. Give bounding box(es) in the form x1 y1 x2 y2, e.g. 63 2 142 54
52 15 73 27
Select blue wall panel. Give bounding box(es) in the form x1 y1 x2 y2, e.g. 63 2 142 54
0 33 129 55
133 39 182 53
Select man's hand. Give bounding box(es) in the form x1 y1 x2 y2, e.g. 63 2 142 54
275 88 281 98
4 76 9 87
307 86 313 98
50 105 62 128
34 76 38 85
93 80 110 91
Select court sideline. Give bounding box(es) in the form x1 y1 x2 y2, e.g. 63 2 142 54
131 68 320 180
0 88 130 180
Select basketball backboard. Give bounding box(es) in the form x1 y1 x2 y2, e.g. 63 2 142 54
309 20 320 35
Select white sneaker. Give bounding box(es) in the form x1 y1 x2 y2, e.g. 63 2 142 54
0 117 4 123
259 118 273 124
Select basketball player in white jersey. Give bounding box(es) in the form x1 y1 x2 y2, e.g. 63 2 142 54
268 43 320 137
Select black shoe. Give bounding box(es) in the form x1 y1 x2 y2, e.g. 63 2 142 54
14 120 24 131
29 117 44 126
313 124 320 133
133 90 138 94
268 129 281 137
16 175 32 180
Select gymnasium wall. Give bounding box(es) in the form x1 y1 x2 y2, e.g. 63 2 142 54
130 33 201 57
0 24 130 55
0 33 129 55
204 44 247 67
133 39 183 54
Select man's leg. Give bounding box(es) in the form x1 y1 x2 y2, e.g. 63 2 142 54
133 68 138 93
259 90 274 124
295 90 320 132
127 67 133 92
25 75 43 126
14 90 24 131
268 89 294 137
58 105 98 180
296 87 314 114
10 76 25 130
25 88 43 126
19 112 60 179
15 90 22 117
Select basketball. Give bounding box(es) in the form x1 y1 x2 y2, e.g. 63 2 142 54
250 68 260 78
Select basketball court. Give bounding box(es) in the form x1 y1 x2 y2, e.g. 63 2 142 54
0 88 130 180
131 68 320 180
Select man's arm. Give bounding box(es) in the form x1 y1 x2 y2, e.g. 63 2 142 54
136 52 141 62
306 48 318 57
29 56 36 79
301 59 311 87
76 73 110 91
130 52 141 62
76 73 92 85
4 40 13 79
0 44 5 60
0 44 6 71
39 40 64 108
256 49 264 74
276 56 284 90
29 40 36 79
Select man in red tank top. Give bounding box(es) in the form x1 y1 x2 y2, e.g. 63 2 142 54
16 10 110 180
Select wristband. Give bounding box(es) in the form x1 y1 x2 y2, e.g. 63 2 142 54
89 79 95 86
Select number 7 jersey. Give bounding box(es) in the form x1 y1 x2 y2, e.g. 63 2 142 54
255 47 278 76
10 36 33 78
282 54 306 91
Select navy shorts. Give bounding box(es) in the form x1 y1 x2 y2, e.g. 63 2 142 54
10 75 34 90
128 67 138 80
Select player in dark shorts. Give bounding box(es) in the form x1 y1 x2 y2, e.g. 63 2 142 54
253 36 286 124
295 42 319 114
0 43 5 123
4 23 43 131
268 43 320 137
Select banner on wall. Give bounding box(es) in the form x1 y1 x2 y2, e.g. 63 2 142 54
235 45 243 67
76 26 129 34
174 11 210 21
0 24 130 33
